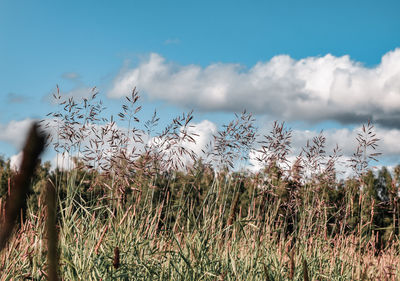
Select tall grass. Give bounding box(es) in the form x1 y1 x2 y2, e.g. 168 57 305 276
0 88 399 280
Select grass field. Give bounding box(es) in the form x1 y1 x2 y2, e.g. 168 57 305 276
0 89 399 280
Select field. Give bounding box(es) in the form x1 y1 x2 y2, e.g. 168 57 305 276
0 89 399 280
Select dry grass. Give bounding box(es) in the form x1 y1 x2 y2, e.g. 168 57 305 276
0 87 399 280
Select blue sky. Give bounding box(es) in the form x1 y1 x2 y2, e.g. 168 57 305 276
1 0 400 171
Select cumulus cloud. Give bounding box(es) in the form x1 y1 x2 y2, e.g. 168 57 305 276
182 120 217 156
0 119 34 149
108 49 400 128
41 114 218 172
145 119 217 171
51 152 76 171
249 122 400 176
291 125 400 160
9 115 397 175
10 151 23 171
179 119 218 167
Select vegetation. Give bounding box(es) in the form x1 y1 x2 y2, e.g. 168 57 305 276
1 88 400 280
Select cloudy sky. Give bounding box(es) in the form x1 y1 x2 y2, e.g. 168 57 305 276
1 0 400 171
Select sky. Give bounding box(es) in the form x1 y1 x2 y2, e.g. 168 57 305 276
1 0 400 173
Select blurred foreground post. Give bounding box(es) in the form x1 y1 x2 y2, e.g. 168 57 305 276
0 123 46 251
46 179 59 281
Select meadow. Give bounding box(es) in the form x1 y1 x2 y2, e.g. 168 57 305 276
0 88 399 280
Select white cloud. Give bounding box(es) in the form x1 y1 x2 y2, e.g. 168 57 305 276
145 120 217 171
108 49 400 128
7 115 397 176
0 119 34 150
41 116 218 171
51 152 76 171
290 125 400 160
248 122 400 177
183 120 217 156
10 151 23 171
179 120 217 168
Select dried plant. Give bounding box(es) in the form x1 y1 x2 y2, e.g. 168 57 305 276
2 87 399 280
322 144 343 184
289 153 304 185
256 121 292 172
146 110 198 173
144 109 160 137
299 130 344 187
117 87 143 150
209 110 257 170
349 120 381 181
302 131 327 182
43 86 105 158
